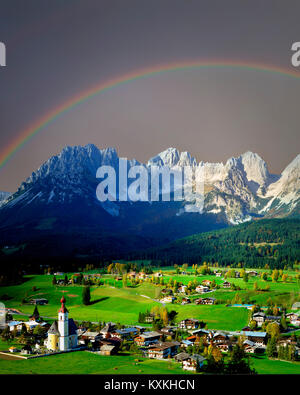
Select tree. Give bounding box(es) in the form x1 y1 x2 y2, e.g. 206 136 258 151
266 337 277 358
33 325 47 337
122 273 127 288
1 326 12 344
82 286 91 305
271 269 279 283
266 322 280 340
226 344 256 374
249 320 257 331
243 273 249 283
280 316 288 332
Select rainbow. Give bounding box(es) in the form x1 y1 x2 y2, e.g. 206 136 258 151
1 59 300 170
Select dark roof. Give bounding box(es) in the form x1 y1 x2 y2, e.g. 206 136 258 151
191 354 206 362
48 321 59 335
175 352 190 361
68 318 78 335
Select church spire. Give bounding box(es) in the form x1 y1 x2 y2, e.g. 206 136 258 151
58 295 68 313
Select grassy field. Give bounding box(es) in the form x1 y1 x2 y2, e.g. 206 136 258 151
0 350 188 375
0 274 250 330
250 354 300 375
0 270 299 331
0 344 299 375
162 269 299 308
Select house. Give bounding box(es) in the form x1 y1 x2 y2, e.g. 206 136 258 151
100 322 116 337
99 344 117 356
138 272 148 280
134 331 162 346
265 315 281 324
29 298 48 305
100 337 121 350
147 341 180 359
292 302 300 311
161 296 176 303
202 280 212 287
223 281 231 288
179 319 200 330
21 345 33 355
243 340 259 354
112 327 138 340
290 317 300 327
178 285 187 294
213 332 230 344
286 313 299 321
181 297 191 305
182 354 206 371
7 320 23 332
252 312 266 327
160 326 177 336
215 343 231 352
195 297 215 305
186 335 196 343
240 331 267 347
9 346 19 353
191 329 210 338
45 296 78 352
154 272 163 278
215 272 222 277
277 338 299 350
145 313 155 323
195 285 209 293
24 320 49 331
79 331 102 345
181 339 194 348
246 271 258 277
174 352 190 362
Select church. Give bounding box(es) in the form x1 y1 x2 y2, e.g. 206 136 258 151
46 295 78 351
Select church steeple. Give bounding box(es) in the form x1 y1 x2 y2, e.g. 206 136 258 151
58 294 69 351
59 295 68 314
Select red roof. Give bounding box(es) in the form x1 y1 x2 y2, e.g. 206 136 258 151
58 296 68 313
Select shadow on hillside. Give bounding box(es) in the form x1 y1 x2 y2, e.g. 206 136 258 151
21 276 35 283
89 297 109 305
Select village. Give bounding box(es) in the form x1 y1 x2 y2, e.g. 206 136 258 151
1 266 299 374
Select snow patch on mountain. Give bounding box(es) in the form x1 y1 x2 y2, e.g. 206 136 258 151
1 145 299 224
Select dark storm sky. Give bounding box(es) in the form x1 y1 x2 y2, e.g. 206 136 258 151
0 0 300 191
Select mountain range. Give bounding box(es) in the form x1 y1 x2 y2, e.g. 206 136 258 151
0 145 299 260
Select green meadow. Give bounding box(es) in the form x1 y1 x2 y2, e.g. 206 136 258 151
0 271 299 375
0 270 299 330
0 350 187 375
0 274 249 330
0 345 299 375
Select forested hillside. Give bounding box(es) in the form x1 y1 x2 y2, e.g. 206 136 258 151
134 219 300 269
